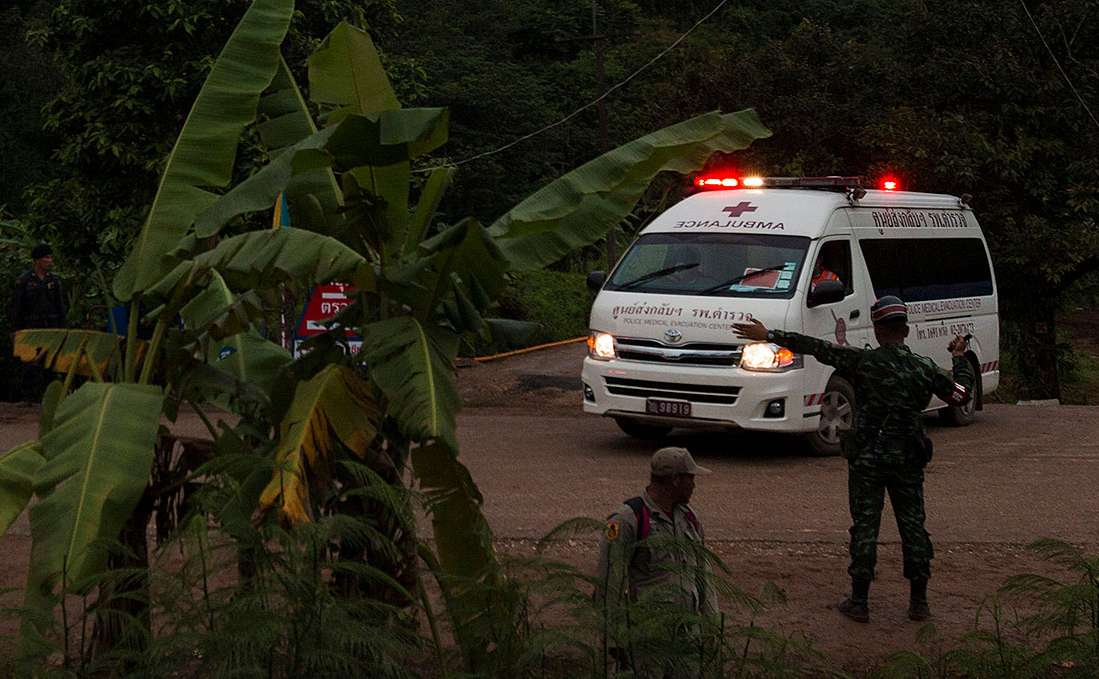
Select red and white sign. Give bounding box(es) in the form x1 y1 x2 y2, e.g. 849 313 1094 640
295 283 359 337
292 283 363 358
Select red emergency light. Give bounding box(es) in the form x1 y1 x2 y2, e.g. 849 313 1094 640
693 175 865 191
694 176 739 188
881 178 899 191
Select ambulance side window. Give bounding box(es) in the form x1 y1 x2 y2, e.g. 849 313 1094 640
859 238 993 301
813 240 853 295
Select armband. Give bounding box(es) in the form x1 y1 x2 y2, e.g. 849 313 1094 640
945 383 969 406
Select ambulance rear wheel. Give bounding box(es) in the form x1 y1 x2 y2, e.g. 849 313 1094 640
615 418 672 439
805 376 855 457
941 360 981 426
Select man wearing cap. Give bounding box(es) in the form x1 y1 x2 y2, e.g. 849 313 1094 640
732 296 973 623
595 447 719 675
10 243 66 332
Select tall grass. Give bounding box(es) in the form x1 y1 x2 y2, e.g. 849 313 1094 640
10 481 1099 679
875 539 1099 679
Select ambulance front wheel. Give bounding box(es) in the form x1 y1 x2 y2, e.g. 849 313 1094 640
805 376 855 457
615 418 672 439
941 359 981 426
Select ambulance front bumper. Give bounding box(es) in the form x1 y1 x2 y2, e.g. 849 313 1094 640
581 356 820 434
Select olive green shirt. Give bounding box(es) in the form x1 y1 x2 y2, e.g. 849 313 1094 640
595 490 719 616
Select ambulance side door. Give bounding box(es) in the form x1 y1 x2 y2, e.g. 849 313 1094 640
801 215 870 350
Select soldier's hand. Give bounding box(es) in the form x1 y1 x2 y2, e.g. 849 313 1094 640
732 318 769 342
948 334 968 356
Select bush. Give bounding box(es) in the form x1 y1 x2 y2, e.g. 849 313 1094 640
495 270 595 346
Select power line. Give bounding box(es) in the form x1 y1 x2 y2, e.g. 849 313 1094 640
1019 0 1099 132
419 0 730 171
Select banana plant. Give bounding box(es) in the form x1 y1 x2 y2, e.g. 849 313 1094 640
6 2 771 672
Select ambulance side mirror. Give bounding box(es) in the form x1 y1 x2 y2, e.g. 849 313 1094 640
587 271 607 291
807 279 845 307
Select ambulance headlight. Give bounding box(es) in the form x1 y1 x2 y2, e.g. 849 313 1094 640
740 343 802 371
588 332 616 360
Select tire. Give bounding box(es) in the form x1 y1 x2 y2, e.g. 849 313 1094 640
941 359 982 426
804 376 855 456
615 418 672 439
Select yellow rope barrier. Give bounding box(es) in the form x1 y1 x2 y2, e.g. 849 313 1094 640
471 336 587 362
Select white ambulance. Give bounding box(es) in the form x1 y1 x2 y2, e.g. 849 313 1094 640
582 176 999 455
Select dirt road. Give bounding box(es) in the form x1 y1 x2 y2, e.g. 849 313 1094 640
1 342 1097 674
455 342 1099 673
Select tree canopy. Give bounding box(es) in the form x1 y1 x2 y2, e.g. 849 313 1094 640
4 0 1099 397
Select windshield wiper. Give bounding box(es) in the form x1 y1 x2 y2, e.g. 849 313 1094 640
698 265 790 295
615 262 700 291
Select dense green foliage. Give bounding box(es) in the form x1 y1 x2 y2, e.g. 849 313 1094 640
3 0 1099 400
496 271 595 346
2 4 770 672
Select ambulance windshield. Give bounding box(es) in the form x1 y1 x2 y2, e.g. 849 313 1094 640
606 233 810 298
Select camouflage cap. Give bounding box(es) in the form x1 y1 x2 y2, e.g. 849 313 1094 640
651 447 712 476
870 295 907 324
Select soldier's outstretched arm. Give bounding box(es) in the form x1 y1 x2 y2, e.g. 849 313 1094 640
732 318 863 373
932 334 975 405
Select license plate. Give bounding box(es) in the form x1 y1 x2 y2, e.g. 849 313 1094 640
646 399 692 418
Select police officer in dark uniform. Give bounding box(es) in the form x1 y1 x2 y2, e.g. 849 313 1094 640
733 296 973 623
11 243 67 331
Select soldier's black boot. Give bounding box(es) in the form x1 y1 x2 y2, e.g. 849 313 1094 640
908 579 930 621
838 578 870 623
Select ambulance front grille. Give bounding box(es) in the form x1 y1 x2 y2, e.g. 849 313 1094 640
603 376 740 405
614 338 742 367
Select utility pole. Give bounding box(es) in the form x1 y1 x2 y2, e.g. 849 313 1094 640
592 0 615 269
559 1 624 270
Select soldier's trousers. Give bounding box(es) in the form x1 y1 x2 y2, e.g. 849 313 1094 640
847 454 933 582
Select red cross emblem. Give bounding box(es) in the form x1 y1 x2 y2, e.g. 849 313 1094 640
722 202 757 218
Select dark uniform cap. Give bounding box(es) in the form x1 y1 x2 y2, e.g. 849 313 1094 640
31 243 53 260
870 295 907 324
651 447 712 476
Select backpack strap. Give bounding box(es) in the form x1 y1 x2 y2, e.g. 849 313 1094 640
682 505 701 539
624 496 650 540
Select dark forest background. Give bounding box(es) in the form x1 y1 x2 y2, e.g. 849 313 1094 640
3 0 1099 400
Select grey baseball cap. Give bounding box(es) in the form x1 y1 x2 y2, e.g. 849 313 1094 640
651 447 712 476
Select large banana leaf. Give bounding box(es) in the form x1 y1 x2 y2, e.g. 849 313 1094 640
405 166 456 255
420 217 510 306
359 318 461 448
489 109 772 271
308 21 400 118
146 226 377 299
192 125 339 239
27 383 163 587
260 57 344 232
326 109 449 169
0 442 45 534
189 107 447 245
258 365 381 523
13 329 141 379
309 22 449 258
179 270 291 396
113 0 295 301
412 439 498 667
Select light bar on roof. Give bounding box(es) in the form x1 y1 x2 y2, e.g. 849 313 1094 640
694 177 738 187
693 175 864 191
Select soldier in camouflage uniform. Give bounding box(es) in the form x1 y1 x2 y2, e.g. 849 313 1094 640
733 296 973 623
